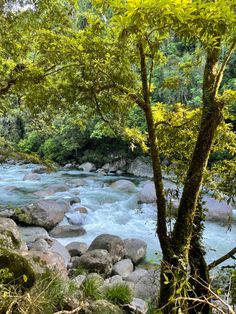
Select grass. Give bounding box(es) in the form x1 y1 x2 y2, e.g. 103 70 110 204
103 283 133 305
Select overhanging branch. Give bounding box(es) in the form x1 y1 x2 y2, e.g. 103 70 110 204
208 246 236 270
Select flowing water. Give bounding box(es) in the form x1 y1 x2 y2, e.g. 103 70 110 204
0 163 235 266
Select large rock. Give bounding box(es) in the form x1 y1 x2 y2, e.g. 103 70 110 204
109 159 127 173
112 259 134 277
88 234 125 263
127 298 148 314
72 249 113 277
124 268 148 284
49 225 86 238
128 157 153 178
134 268 160 304
124 238 147 265
23 172 41 181
19 200 69 230
0 248 35 288
0 217 22 249
30 238 71 266
34 184 69 198
19 226 50 243
138 181 156 204
69 178 86 187
32 166 50 174
79 162 96 172
66 241 88 257
203 196 233 221
85 300 123 314
111 180 136 193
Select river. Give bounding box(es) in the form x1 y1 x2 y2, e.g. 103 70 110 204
0 163 235 267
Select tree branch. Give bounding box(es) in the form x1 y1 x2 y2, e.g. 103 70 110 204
208 246 236 270
214 37 236 94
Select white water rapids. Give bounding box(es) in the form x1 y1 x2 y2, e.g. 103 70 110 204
0 163 235 267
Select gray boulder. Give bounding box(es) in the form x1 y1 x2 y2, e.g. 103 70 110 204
19 200 69 230
32 166 49 174
19 226 49 244
138 181 156 204
128 298 148 314
111 179 136 193
134 268 160 304
0 217 22 249
203 196 233 221
72 249 113 277
79 162 96 172
109 159 127 173
65 212 85 225
49 225 86 238
88 234 125 263
128 157 153 178
73 275 86 288
23 173 41 181
66 241 88 257
124 238 147 265
124 268 148 284
69 178 86 187
112 259 134 277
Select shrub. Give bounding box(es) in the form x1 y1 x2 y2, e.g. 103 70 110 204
103 283 133 305
82 277 102 300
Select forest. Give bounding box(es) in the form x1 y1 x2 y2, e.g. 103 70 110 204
0 0 236 313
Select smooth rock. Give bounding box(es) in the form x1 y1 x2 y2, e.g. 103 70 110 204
124 238 147 265
72 249 113 277
32 166 49 174
113 259 133 277
128 157 153 178
66 241 88 257
124 268 148 284
49 225 86 238
109 159 127 173
104 275 123 285
129 298 148 314
69 178 86 187
79 162 96 172
203 196 233 221
20 200 69 230
19 226 49 243
111 179 136 192
138 181 156 204
0 217 22 249
134 268 160 304
88 234 125 263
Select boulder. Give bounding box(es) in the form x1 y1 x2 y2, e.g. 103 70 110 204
138 181 156 204
104 275 123 285
79 162 96 172
88 234 125 263
134 268 160 304
0 248 35 288
124 268 148 284
30 238 49 252
66 241 88 257
0 217 22 249
111 180 136 193
49 225 86 238
72 249 113 277
124 238 147 265
112 259 134 277
96 168 107 176
203 196 233 221
109 159 127 173
23 173 41 181
85 300 123 314
19 226 50 243
19 200 69 230
23 250 67 276
34 184 69 198
128 157 153 178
